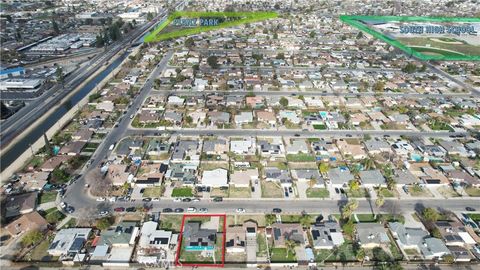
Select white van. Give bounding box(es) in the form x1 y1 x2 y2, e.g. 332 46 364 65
187 207 197 213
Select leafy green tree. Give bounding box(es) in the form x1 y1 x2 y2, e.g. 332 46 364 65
319 162 329 174
341 200 358 220
309 31 316 38
279 97 288 107
265 214 276 225
21 230 43 247
342 219 356 238
285 239 297 258
96 217 114 230
52 19 60 34
55 66 64 85
442 254 454 264
147 12 154 21
185 37 195 48
51 168 70 184
402 63 417 73
46 210 64 224
348 179 360 191
96 34 105 47
422 207 440 222
207 56 219 69
375 195 385 208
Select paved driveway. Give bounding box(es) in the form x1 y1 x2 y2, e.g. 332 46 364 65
296 181 309 199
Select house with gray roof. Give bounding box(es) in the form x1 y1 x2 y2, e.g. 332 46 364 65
389 222 429 253
364 139 391 154
355 223 390 248
183 221 217 252
393 169 419 186
165 163 198 185
264 167 292 187
311 221 345 249
418 237 451 260
286 140 309 154
208 111 230 124
171 140 199 161
292 169 322 185
164 110 183 125
327 167 354 187
235 111 253 124
359 170 386 187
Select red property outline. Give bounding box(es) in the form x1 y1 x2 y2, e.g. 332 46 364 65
175 213 227 267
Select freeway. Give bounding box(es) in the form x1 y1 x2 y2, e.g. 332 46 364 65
0 12 167 150
125 128 467 138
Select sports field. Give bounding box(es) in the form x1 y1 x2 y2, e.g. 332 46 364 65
145 11 278 42
340 15 480 61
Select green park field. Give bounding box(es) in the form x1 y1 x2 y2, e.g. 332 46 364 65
340 15 480 61
144 11 278 42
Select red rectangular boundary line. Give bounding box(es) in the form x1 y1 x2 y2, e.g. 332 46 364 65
175 213 227 267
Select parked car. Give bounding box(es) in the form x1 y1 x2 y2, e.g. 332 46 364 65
174 208 184 213
236 208 246 213
173 198 182 202
66 206 75 214
142 198 152 202
192 198 201 202
96 197 106 202
152 198 160 202
187 207 197 213
114 207 125 212
288 187 293 193
335 188 340 194
162 208 173 213
126 207 136 212
466 207 476 211
212 197 223 202
99 211 109 216
182 198 191 202
60 202 67 208
272 208 282 213
199 208 208 213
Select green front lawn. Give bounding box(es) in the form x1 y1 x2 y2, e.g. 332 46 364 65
346 188 367 198
376 187 395 197
39 191 57 204
270 247 296 262
465 187 480 197
171 187 193 197
261 181 284 198
286 153 316 162
306 188 330 198
143 186 165 198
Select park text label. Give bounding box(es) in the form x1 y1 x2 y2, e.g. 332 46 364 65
399 24 478 36
172 18 220 27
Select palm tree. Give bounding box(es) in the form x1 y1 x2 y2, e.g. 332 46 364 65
375 195 385 208
361 158 375 170
285 239 297 259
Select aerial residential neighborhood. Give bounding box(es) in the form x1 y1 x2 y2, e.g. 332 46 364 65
0 0 480 269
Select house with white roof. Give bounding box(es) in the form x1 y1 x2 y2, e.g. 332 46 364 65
201 168 228 187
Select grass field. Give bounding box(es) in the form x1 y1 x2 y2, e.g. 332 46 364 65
145 11 277 42
340 15 480 61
